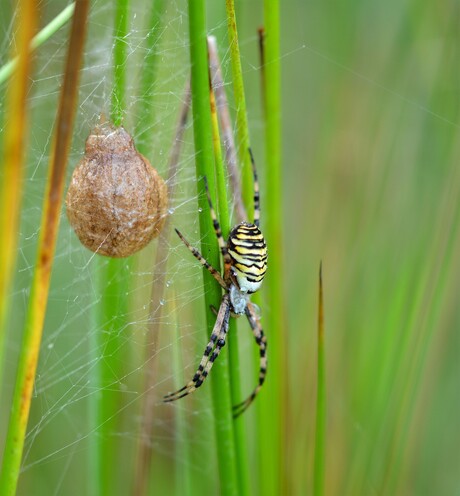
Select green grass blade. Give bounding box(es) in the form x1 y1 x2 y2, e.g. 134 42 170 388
91 1 131 494
0 1 89 492
129 4 170 492
135 0 167 154
111 0 130 126
224 0 252 211
170 294 193 496
0 3 75 86
258 0 287 494
314 263 326 496
209 71 250 496
188 1 238 493
0 0 37 394
134 84 190 496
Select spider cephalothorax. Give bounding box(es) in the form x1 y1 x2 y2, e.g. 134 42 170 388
164 150 268 417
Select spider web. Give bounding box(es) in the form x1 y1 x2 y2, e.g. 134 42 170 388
4 0 458 494
0 1 268 493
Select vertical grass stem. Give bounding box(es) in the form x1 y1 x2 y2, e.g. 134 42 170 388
188 1 238 493
0 1 89 493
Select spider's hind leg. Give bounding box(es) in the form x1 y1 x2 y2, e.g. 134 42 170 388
202 176 232 280
164 295 231 403
175 228 226 289
232 302 267 418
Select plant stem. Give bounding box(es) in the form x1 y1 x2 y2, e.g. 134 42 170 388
0 3 75 86
135 0 167 154
0 1 89 493
188 1 238 494
0 0 37 397
133 83 191 496
92 1 131 494
170 294 192 496
207 36 246 223
259 0 287 494
131 22 172 490
209 69 250 496
111 0 130 126
314 263 326 496
225 0 252 214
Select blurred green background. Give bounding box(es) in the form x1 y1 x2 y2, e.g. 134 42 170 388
0 0 458 494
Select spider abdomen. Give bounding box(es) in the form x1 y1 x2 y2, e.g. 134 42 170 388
228 222 267 293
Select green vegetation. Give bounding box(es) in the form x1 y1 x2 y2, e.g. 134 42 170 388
0 0 458 495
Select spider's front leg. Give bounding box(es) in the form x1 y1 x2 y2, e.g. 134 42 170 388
164 294 231 403
232 301 267 418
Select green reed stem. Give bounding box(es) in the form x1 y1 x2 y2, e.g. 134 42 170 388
0 0 37 397
92 1 131 494
135 0 166 153
170 293 192 496
0 1 88 493
0 3 75 86
259 0 286 494
224 0 252 213
111 0 130 126
314 263 326 496
210 77 250 496
188 1 238 494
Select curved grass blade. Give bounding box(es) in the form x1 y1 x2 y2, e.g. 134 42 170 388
0 3 75 86
225 0 253 213
0 1 89 493
0 0 37 395
314 262 326 496
92 1 132 494
134 83 191 496
258 0 288 493
187 1 238 493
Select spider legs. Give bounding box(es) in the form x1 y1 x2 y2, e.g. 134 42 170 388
202 176 232 280
164 295 231 402
174 174 233 285
174 228 226 289
232 302 267 418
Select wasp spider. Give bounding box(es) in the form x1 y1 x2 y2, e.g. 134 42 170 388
164 149 268 417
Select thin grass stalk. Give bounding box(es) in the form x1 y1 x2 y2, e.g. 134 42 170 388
111 0 129 126
188 1 238 493
209 73 250 496
131 2 172 489
0 1 89 493
135 0 167 153
170 293 192 496
207 36 246 223
259 0 287 494
383 152 460 494
0 0 37 395
0 3 75 86
223 13 266 477
92 1 131 494
224 0 252 213
133 84 191 496
314 263 326 496
257 27 266 115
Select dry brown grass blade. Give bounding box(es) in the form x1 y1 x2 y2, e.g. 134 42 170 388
133 83 191 496
207 36 246 223
0 1 90 493
0 0 37 387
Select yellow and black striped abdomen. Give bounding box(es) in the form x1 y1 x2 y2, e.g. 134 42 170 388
227 222 267 294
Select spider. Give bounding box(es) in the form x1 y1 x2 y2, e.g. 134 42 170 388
164 149 268 418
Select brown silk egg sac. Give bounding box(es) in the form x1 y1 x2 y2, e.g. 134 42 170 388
66 122 168 257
